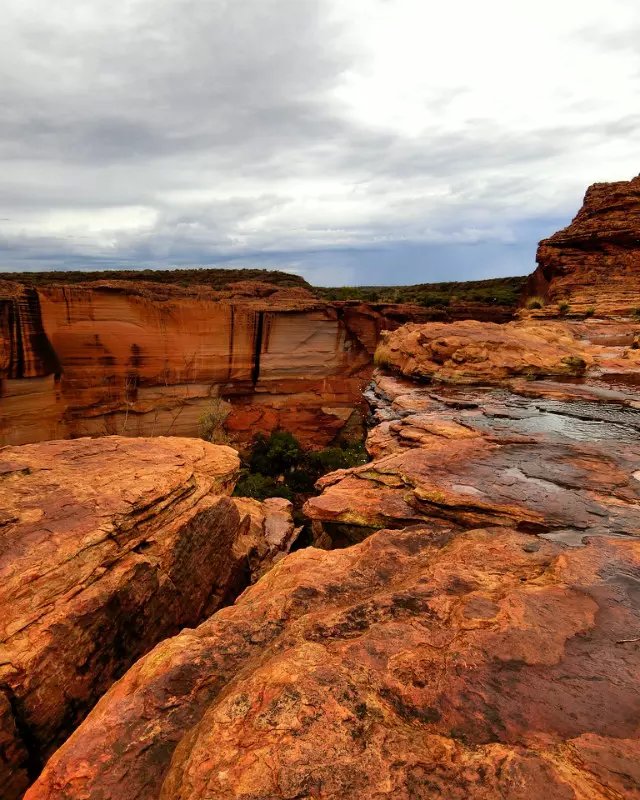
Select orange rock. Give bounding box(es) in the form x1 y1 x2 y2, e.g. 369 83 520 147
308 314 640 546
0 282 389 449
0 281 521 450
26 526 640 800
0 435 244 798
375 319 596 384
532 174 640 315
231 496 301 580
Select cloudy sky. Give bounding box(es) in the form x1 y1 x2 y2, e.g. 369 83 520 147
1 0 639 285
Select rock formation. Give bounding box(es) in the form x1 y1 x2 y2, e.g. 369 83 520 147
532 174 640 314
4 181 640 799
306 318 640 546
0 278 517 450
26 524 640 800
24 309 640 800
0 280 377 448
0 435 295 799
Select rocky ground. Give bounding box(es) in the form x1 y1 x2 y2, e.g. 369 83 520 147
0 437 298 799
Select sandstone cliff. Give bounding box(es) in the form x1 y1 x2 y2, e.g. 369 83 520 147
0 278 520 450
532 174 640 314
0 281 413 448
0 435 297 799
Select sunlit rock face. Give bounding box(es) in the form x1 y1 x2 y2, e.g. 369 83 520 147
25 523 640 800
0 281 387 447
0 435 245 798
531 174 640 315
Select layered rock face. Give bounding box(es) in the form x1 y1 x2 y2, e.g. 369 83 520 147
0 436 261 798
26 525 640 800
307 319 640 544
532 174 640 314
0 280 428 449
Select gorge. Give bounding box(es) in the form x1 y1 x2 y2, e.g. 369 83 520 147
0 275 521 449
0 174 639 800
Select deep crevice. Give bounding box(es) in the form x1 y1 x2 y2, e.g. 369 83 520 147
1 684 43 781
252 311 265 385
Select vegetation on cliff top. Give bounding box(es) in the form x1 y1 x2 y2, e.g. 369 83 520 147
316 276 526 307
0 267 312 290
1 268 526 308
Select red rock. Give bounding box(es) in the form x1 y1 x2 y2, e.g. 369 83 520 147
0 281 521 450
375 318 640 386
532 174 640 315
231 496 301 580
0 436 243 798
0 282 402 449
26 526 640 800
374 319 599 384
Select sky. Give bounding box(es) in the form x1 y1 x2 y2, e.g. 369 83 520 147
1 0 639 286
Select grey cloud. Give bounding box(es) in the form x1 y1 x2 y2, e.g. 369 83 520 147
1 0 639 281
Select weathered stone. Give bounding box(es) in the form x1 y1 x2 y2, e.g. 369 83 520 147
532 174 640 315
306 373 640 543
231 496 301 580
0 435 242 797
26 526 640 800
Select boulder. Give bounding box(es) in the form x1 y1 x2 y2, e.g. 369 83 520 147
26 526 640 800
0 435 242 797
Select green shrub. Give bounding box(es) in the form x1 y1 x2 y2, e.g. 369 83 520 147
249 430 301 475
631 307 640 320
525 296 545 310
233 471 294 501
584 306 596 318
558 301 570 314
235 432 369 501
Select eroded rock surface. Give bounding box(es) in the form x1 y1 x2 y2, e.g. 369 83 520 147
532 174 640 314
27 525 640 800
0 436 245 797
375 318 640 386
306 363 640 546
231 496 301 581
0 281 432 449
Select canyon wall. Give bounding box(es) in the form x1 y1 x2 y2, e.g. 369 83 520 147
532 173 640 314
0 281 408 448
26 315 640 800
0 278 518 449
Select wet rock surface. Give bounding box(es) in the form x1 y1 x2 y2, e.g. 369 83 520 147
307 370 640 545
26 525 640 800
0 436 244 798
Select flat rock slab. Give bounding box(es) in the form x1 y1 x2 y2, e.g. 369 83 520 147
0 435 241 798
306 375 640 543
26 526 640 800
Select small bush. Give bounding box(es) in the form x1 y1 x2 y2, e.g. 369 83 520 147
558 301 570 314
233 471 294 501
631 307 640 320
234 431 369 501
525 296 545 310
249 430 301 475
584 306 596 318
199 397 231 444
562 355 587 375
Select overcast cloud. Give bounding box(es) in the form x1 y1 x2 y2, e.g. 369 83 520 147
1 0 639 285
